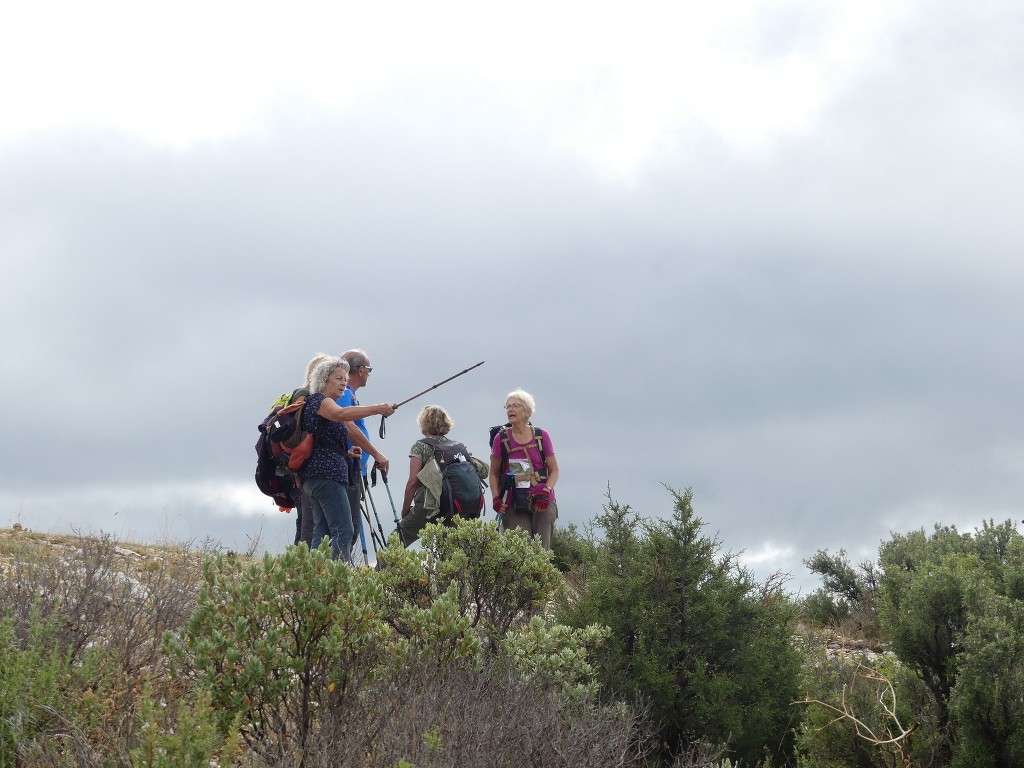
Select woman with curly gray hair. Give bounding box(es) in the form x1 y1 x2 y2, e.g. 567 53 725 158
300 356 395 561
290 353 330 548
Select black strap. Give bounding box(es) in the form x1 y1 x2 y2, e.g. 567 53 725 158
371 463 390 487
500 425 546 479
420 436 451 467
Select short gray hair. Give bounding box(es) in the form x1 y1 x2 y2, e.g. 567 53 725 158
343 348 370 371
505 389 536 419
309 356 350 395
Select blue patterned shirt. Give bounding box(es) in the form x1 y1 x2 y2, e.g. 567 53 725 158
298 393 349 484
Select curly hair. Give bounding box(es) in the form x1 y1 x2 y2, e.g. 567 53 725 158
417 405 453 436
309 356 350 395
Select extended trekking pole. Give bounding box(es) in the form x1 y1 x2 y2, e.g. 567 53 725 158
362 475 389 550
372 462 403 548
349 456 369 566
378 361 485 438
359 493 380 558
355 512 369 566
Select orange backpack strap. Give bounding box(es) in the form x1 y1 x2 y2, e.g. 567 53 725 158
501 426 548 484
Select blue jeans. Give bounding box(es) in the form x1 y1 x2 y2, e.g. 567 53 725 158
304 477 354 562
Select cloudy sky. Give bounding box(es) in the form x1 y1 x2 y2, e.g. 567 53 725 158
3 0 1022 594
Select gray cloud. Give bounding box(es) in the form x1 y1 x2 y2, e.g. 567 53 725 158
4 3 1024 594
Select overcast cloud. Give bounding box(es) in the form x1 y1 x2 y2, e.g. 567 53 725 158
3 0 1023 593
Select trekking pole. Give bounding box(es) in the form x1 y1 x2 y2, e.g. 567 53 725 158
362 474 390 549
359 493 380 558
348 457 369 565
496 472 516 533
355 511 369 566
373 464 406 546
378 361 485 438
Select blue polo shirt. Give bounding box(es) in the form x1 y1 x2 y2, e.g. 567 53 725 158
337 386 371 475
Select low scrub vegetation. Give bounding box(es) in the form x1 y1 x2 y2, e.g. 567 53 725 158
2 494 1022 767
796 519 1024 767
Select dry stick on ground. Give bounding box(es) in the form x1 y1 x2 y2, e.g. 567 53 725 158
795 661 917 768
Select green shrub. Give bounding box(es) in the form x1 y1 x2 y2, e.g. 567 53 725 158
0 604 71 763
376 517 563 653
799 518 1024 767
556 488 802 766
551 522 596 573
170 519 580 765
799 588 851 626
794 652 936 768
502 615 610 699
947 595 1024 767
166 539 394 763
0 598 137 767
131 686 242 768
877 520 1024 763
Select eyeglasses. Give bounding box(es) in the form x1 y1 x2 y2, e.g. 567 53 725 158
361 366 373 373
505 403 524 410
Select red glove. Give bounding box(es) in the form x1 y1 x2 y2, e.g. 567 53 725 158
492 497 507 514
530 488 551 512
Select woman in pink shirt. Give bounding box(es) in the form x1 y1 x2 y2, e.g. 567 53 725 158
488 389 560 549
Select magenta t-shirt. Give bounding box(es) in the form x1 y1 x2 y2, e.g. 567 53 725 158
491 427 555 498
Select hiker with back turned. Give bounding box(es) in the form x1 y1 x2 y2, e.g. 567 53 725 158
399 405 487 546
301 356 395 561
488 388 559 550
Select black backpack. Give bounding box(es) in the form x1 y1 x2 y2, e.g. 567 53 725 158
254 388 311 510
420 437 484 521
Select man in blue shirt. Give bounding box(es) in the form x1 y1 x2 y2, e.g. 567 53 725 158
337 349 390 554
